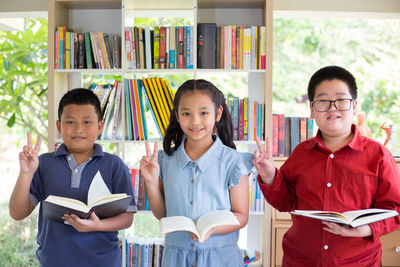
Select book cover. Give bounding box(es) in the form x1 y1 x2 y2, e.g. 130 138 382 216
160 210 239 243
89 32 99 69
169 26 176 69
138 27 145 69
284 117 291 156
153 26 160 69
133 79 144 140
197 23 216 69
159 26 167 69
272 114 279 156
289 116 300 153
291 209 399 228
43 171 132 223
65 31 71 69
149 78 168 132
299 117 307 143
124 80 133 140
137 80 149 140
278 114 285 157
77 33 85 69
129 79 139 140
134 27 140 68
84 32 93 69
243 97 248 140
141 77 164 137
307 118 314 139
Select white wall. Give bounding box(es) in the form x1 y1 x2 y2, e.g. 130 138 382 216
0 0 47 12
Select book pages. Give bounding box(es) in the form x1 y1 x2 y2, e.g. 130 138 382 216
87 171 111 206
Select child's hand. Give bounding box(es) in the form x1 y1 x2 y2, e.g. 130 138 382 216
19 132 42 176
322 221 373 237
140 141 160 185
62 212 100 232
253 136 276 185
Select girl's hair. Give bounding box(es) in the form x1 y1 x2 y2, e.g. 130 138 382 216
163 79 235 155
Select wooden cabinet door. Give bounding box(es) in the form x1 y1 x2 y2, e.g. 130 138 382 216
381 229 400 266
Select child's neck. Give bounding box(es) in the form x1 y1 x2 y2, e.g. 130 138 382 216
184 137 214 161
68 148 94 165
322 131 354 152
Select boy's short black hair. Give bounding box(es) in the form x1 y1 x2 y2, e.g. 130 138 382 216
307 66 358 102
58 88 102 121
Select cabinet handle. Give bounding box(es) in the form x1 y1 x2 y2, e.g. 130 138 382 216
395 246 400 253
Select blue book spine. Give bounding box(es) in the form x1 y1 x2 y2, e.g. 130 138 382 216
185 26 193 69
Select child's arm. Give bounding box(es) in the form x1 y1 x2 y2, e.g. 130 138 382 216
192 174 250 242
9 133 42 220
62 211 134 232
253 137 276 185
140 141 166 219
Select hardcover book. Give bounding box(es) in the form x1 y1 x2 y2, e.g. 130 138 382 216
291 208 399 228
43 171 132 223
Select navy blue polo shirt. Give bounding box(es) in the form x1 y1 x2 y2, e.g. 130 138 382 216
29 143 136 267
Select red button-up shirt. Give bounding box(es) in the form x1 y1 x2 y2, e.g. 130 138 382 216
259 125 400 267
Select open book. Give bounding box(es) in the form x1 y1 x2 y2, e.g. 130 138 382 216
291 208 399 228
159 210 240 243
43 171 132 223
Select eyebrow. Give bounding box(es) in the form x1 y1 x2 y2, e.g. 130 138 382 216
315 92 349 98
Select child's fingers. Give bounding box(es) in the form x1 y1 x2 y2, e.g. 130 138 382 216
33 136 42 154
255 136 265 154
152 142 158 160
27 132 32 149
145 141 151 157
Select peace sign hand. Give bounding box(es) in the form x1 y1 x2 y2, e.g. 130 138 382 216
19 132 42 176
140 141 160 186
253 136 276 185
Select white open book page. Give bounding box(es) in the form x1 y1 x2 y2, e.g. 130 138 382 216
196 210 239 242
160 216 199 239
87 171 111 206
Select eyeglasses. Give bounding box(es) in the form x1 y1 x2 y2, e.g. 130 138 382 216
312 98 353 112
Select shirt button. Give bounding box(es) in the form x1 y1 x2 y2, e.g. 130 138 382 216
68 157 71 160
191 179 194 184
192 162 196 166
329 154 334 158
74 169 78 173
190 201 193 205
191 243 194 248
327 183 332 187
324 245 328 250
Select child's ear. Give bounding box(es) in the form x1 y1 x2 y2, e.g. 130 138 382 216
175 111 179 123
97 120 104 135
309 102 315 119
216 105 223 122
56 120 61 134
352 100 358 115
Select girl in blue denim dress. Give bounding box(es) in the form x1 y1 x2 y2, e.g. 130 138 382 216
140 79 254 267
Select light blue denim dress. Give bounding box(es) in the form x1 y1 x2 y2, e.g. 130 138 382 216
158 136 254 267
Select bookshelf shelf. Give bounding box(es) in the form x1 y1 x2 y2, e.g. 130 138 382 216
48 0 272 266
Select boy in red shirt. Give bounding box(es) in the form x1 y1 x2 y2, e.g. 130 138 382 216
253 66 400 266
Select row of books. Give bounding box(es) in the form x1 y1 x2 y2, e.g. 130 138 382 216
249 171 264 212
130 168 150 211
125 78 174 140
125 26 193 69
226 97 265 141
55 26 121 69
125 236 164 267
198 23 266 70
90 81 123 140
272 114 314 157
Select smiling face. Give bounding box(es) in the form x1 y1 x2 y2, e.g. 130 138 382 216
310 79 357 139
56 104 103 157
176 91 222 146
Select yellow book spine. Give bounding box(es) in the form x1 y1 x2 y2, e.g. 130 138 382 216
148 78 169 131
160 78 173 110
156 77 171 119
142 77 165 136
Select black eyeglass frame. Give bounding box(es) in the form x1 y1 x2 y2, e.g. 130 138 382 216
311 98 354 112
